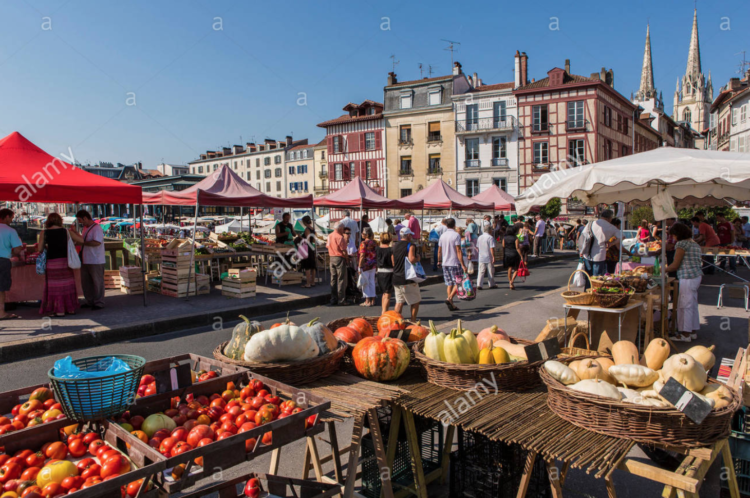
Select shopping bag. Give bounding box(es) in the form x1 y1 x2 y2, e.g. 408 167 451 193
356 271 365 290
456 272 476 301
467 261 475 275
297 240 309 259
517 260 530 280
67 232 81 269
571 261 586 289
36 250 47 275
404 243 426 283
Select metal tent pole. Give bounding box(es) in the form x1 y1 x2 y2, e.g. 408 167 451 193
660 219 667 338
186 200 199 301
139 205 147 307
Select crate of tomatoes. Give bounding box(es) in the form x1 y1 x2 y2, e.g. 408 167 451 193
0 385 71 450
0 419 163 498
113 370 330 493
177 472 339 498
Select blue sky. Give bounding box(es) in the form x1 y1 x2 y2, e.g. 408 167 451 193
0 0 747 168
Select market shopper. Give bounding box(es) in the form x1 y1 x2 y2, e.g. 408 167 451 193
476 224 497 289
0 209 22 320
432 219 448 271
376 232 394 314
533 215 546 257
580 209 618 282
716 213 737 274
503 225 522 290
638 220 651 244
385 218 395 239
391 227 420 322
340 211 360 246
404 213 421 241
692 214 720 275
358 227 377 307
327 222 349 306
68 210 106 310
275 212 296 247
299 216 317 288
605 218 622 275
39 213 79 317
438 218 465 312
665 222 704 343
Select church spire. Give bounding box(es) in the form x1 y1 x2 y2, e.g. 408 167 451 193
635 24 656 100
686 9 701 78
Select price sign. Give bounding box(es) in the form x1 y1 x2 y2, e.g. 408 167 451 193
524 338 561 363
387 329 410 341
659 377 713 425
154 363 193 394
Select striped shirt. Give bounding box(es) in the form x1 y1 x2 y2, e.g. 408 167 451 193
676 239 703 280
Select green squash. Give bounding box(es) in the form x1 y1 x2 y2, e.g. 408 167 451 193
224 315 262 360
300 318 339 355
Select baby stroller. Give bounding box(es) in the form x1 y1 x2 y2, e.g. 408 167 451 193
345 265 362 304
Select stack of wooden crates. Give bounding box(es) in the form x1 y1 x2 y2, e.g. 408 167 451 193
222 269 257 299
161 247 195 297
119 266 144 295
103 270 122 289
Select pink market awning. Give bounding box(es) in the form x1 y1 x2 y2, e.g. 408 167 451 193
399 179 494 210
143 165 312 208
313 177 424 210
471 185 516 211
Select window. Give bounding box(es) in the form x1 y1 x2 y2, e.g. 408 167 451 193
732 108 738 126
493 101 507 125
365 132 375 150
303 150 308 158
683 108 692 123
533 142 549 165
367 107 376 115
264 170 271 178
334 163 343 181
213 164 218 171
257 183 260 190
349 162 356 178
365 161 372 179
428 122 441 142
730 137 737 151
604 139 613 160
492 137 507 166
198 166 203 173
256 170 260 180
532 105 548 132
264 157 270 166
428 88 441 106
275 168 282 177
465 138 480 167
276 181 281 191
742 105 748 123
297 165 307 174
493 178 507 191
290 182 295 192
256 158 260 167
275 155 281 164
266 182 271 192
466 179 480 197
333 136 341 153
739 135 746 153
399 125 412 144
710 113 717 129
321 150 325 159
288 166 295 175
603 106 612 127
233 161 237 169
429 154 441 173
466 104 478 129
400 157 412 174
400 189 412 198
567 101 584 129
568 139 585 166
400 93 412 109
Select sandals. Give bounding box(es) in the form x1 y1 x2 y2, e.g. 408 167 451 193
445 300 458 311
0 314 19 321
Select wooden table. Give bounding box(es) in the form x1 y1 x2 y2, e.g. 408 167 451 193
6 263 83 303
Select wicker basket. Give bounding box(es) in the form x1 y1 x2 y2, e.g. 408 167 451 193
213 341 346 385
561 270 595 306
326 316 424 363
413 337 543 392
593 280 632 308
541 356 741 448
560 331 600 358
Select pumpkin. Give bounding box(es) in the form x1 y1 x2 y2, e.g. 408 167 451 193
271 313 297 329
611 340 639 365
224 315 262 360
457 320 479 362
406 321 429 342
595 357 615 373
444 329 475 364
685 345 716 372
478 342 510 365
301 318 339 355
609 364 659 387
348 317 374 338
640 339 670 370
569 379 622 400
577 359 613 383
334 326 362 344
618 387 644 403
476 325 510 350
424 320 446 361
543 361 579 385
660 353 707 392
244 321 319 362
352 336 410 381
568 360 582 375
492 340 527 359
701 384 733 410
377 311 403 336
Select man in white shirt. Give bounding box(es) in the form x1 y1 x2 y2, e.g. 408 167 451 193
432 219 448 271
533 215 546 257
438 219 466 311
476 224 497 289
580 209 618 282
69 210 106 309
340 211 360 246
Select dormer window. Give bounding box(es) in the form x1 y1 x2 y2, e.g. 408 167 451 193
428 86 442 106
367 107 376 115
400 91 413 109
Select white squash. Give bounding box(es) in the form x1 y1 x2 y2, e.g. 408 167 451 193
684 345 716 371
701 384 733 410
609 364 659 387
617 387 643 403
543 361 580 385
244 322 319 362
661 353 707 392
640 398 671 408
640 389 666 402
569 379 622 400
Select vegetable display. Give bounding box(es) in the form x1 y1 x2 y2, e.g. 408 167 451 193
352 336 410 381
243 317 319 363
224 316 263 360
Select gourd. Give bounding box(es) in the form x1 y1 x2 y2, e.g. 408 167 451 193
543 361 579 385
618 387 644 403
244 320 319 362
377 311 403 336
352 337 410 381
444 329 475 364
568 360 582 375
224 315 262 360
609 364 659 387
640 398 671 408
423 320 446 361
301 318 339 355
611 340 639 366
406 321 430 342
640 339 670 370
492 340 528 359
661 353 707 392
334 326 362 344
685 345 716 371
701 384 733 410
640 389 666 402
478 343 511 365
569 379 622 400
476 325 509 350
577 359 605 381
596 357 615 373
457 320 479 362
348 317 374 338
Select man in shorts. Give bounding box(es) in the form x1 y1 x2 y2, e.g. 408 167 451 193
438 218 466 312
392 227 421 321
0 209 23 320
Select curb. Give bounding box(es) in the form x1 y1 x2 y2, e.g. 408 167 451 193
0 253 577 364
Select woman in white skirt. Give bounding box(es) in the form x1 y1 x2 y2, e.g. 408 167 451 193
664 222 703 342
358 227 378 307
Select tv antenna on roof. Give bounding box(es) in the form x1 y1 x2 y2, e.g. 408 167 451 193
428 64 437 77
441 39 461 65
736 51 750 75
419 63 424 78
390 55 399 73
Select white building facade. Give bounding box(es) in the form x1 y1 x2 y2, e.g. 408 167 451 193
729 89 750 153
285 144 315 198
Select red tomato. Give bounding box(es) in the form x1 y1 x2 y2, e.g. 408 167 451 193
209 398 225 410
240 387 254 400
0 462 23 483
264 395 280 406
152 429 171 441
68 438 87 458
220 422 238 434
306 415 318 429
75 458 95 472
21 467 41 482
261 431 273 445
159 437 178 457
244 437 258 453
80 464 101 480
169 441 193 457
186 426 214 447
256 389 269 398
101 455 129 478
251 379 264 391
254 409 274 426
88 439 106 456
250 397 265 410
5 456 26 469
82 433 100 445
170 428 188 443
219 413 234 425
60 475 82 490
13 449 33 460
42 482 62 496
261 403 279 417
21 485 43 496
0 455 9 467
216 432 233 441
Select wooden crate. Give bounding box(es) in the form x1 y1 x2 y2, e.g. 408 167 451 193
228 268 257 282
195 273 210 295
177 472 339 498
222 278 257 299
272 271 304 286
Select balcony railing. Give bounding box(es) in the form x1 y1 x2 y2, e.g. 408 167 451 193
399 169 413 176
533 162 551 171
427 133 442 142
427 167 442 175
566 119 586 131
398 137 413 146
491 157 509 167
456 116 515 133
319 170 327 178
465 159 481 168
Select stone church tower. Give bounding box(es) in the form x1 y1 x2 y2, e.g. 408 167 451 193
673 9 713 132
633 24 663 113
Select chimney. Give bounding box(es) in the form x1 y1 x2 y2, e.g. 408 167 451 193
222 147 232 156
453 61 462 75
520 52 528 85
233 145 244 154
564 59 570 74
387 72 397 85
467 75 473 87
286 135 293 147
473 72 478 88
730 78 741 90
514 51 521 88
600 67 607 82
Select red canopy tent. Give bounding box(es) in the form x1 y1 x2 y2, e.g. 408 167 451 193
399 179 494 211
313 177 423 210
0 132 142 204
470 185 516 211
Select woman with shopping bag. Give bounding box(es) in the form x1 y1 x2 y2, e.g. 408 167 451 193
38 213 79 317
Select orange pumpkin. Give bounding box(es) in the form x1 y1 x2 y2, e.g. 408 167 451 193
376 311 403 336
348 317 374 338
406 321 429 342
476 325 510 350
334 326 362 344
352 337 410 381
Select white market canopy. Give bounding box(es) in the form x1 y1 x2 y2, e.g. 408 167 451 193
515 148 750 213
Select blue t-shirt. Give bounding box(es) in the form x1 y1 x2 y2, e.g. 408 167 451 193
0 224 22 259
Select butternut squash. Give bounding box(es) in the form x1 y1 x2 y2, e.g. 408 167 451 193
492 340 527 359
660 353 707 392
611 340 639 366
701 384 733 410
685 345 716 372
640 339 670 370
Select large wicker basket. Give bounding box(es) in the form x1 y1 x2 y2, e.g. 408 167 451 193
561 270 595 306
213 340 347 385
540 356 740 448
326 316 425 363
592 280 632 308
413 337 543 392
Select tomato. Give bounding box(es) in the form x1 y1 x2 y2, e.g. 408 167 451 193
0 426 14 435
209 398 225 410
254 409 274 426
80 464 101 480
60 475 82 490
244 477 260 498
306 415 317 429
158 438 178 457
261 404 279 417
216 432 233 441
250 396 265 410
82 433 100 446
67 439 86 459
41 482 61 496
186 426 214 447
21 485 43 496
264 395 280 406
170 428 187 443
0 456 9 467
251 379 264 392
99 450 121 463
193 438 213 467
221 390 234 403
220 422 238 435
10 421 24 432
87 440 105 456
5 457 25 469
100 456 129 479
0 463 22 483
256 389 269 399
244 437 258 453
18 401 42 418
207 407 223 422
261 431 272 445
74 459 94 473
21 466 41 481
139 374 154 386
240 387 254 400
152 429 171 441
125 479 149 497
169 442 193 458
81 478 101 489
195 415 211 426
40 410 62 423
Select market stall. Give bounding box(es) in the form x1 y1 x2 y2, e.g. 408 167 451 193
470 183 516 212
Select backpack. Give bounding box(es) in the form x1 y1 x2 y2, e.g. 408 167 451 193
577 223 596 257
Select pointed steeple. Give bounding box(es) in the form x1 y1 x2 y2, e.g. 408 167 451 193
635 24 656 100
686 9 701 78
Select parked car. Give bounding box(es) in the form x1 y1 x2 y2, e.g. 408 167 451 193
621 230 638 253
